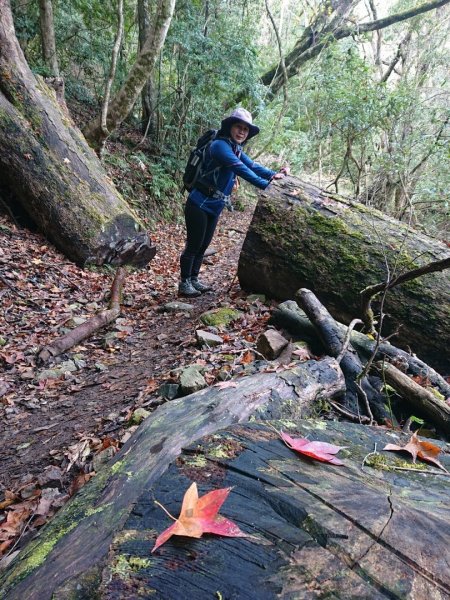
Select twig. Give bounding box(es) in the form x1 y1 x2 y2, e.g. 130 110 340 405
336 318 363 364
329 400 371 424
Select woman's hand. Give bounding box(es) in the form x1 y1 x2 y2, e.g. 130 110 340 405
272 166 290 180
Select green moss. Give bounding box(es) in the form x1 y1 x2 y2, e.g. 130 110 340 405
200 308 242 327
110 555 152 580
365 453 427 472
185 455 208 468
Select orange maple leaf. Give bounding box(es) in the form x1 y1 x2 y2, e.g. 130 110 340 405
152 482 247 552
383 431 448 472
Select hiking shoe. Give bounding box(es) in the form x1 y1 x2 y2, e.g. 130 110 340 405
191 278 212 293
178 279 201 297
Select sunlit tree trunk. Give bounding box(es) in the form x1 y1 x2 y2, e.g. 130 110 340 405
83 0 175 151
38 0 59 76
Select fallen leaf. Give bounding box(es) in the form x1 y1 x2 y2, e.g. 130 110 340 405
152 482 247 552
240 350 254 364
280 431 345 466
383 431 447 472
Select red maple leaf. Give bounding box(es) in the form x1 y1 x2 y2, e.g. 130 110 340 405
383 431 448 472
152 482 247 552
281 431 346 465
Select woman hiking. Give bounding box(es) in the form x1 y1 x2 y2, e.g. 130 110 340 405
179 107 289 297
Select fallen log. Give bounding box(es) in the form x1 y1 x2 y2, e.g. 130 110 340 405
297 288 388 423
379 362 450 435
0 358 344 599
238 177 450 372
270 300 450 401
3 414 450 598
37 267 126 363
0 4 156 267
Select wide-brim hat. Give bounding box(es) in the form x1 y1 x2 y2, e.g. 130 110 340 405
220 107 260 140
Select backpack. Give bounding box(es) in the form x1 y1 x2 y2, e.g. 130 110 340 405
183 129 218 194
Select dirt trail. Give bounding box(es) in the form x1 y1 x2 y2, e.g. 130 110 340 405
0 207 256 492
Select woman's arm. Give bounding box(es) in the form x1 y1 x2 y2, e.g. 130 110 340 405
240 152 276 181
211 140 272 190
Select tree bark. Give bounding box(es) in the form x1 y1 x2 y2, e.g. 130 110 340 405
0 0 155 267
238 177 450 372
138 0 158 138
0 358 345 599
83 0 175 150
38 0 59 77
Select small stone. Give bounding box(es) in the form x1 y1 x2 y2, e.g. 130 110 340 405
92 446 116 471
196 330 223 347
69 317 87 327
180 366 207 395
0 336 7 346
58 360 77 373
37 368 62 381
95 362 108 371
129 407 151 425
37 465 63 488
256 329 289 360
103 332 118 349
20 368 35 380
158 382 180 400
159 301 194 313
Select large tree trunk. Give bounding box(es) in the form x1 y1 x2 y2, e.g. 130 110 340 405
0 0 155 267
83 0 175 151
238 177 450 373
2 366 449 598
0 359 345 599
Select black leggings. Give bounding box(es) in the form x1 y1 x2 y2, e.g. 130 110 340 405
180 201 219 280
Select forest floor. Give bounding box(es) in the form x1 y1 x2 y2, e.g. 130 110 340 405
0 191 281 562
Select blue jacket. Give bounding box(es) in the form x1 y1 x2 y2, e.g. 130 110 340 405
188 138 276 216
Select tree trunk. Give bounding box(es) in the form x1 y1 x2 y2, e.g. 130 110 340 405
138 0 158 138
38 0 59 76
0 359 345 599
0 0 155 267
83 0 175 151
238 177 450 372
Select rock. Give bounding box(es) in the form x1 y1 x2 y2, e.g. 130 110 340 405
95 362 108 372
159 301 195 313
37 369 62 381
69 317 86 327
195 329 223 347
103 332 118 349
129 408 151 425
37 466 63 488
158 383 180 400
180 366 207 395
200 308 241 328
92 447 116 472
0 336 7 346
20 368 35 380
58 360 77 374
256 329 289 360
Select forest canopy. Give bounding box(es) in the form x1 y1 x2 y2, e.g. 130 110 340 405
7 0 450 236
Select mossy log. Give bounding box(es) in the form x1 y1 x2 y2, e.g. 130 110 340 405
271 300 450 401
0 358 344 599
238 177 450 372
0 5 155 267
